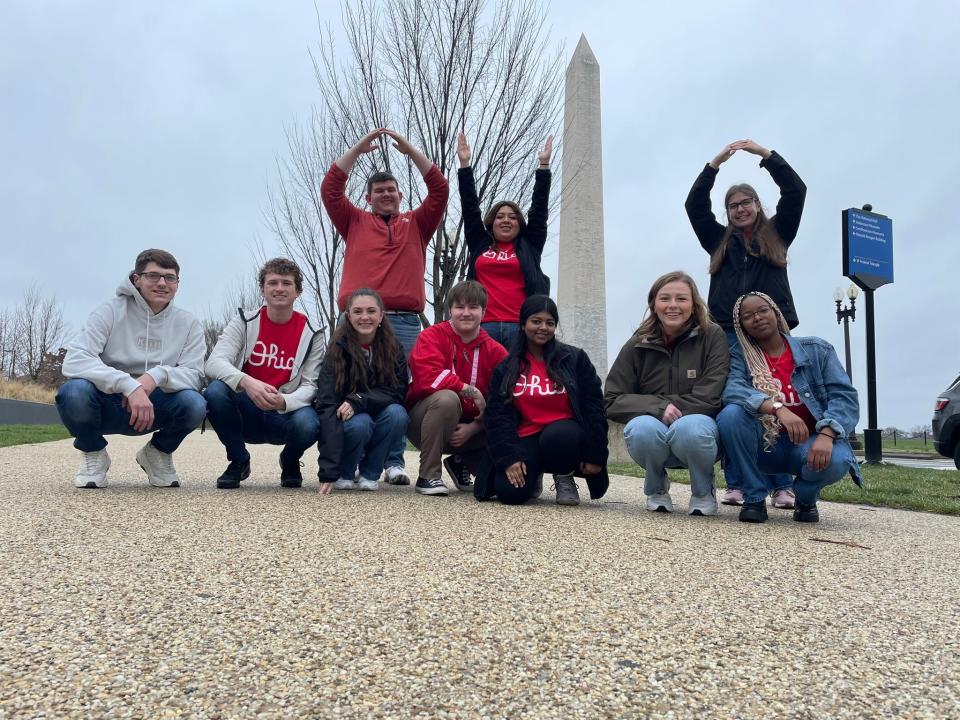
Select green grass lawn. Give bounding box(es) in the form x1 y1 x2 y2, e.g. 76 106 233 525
608 462 960 516
875 436 938 455
0 424 71 448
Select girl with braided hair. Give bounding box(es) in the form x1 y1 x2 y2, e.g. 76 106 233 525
717 292 862 523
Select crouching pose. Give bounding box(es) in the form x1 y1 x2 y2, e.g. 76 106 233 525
718 292 862 523
56 249 206 488
406 281 508 496
313 288 409 493
204 258 323 489
482 296 609 506
605 272 729 515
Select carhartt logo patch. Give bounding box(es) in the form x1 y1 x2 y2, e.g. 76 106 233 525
687 369 697 379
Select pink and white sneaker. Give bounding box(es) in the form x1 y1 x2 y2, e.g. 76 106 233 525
721 488 744 506
772 489 796 509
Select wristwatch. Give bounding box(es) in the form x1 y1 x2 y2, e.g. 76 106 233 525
770 401 784 415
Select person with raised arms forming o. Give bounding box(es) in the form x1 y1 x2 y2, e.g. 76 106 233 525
312 288 409 495
718 292 861 524
684 139 806 508
456 132 553 349
56 249 206 489
405 281 508 496
204 258 323 489
321 127 448 487
482 296 609 506
604 271 729 516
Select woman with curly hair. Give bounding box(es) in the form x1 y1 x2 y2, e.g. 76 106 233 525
456 133 553 349
717 292 861 523
481 295 608 506
314 288 409 494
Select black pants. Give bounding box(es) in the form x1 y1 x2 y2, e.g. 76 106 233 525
495 419 583 505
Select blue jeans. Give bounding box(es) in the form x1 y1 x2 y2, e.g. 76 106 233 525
56 378 206 454
384 312 421 471
340 404 409 481
623 414 719 498
481 321 520 350
717 403 854 505
204 380 321 465
721 329 791 494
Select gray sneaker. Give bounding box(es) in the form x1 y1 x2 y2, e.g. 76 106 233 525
645 493 674 513
552 474 580 506
688 491 718 516
136 442 181 487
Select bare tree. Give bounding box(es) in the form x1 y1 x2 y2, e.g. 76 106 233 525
267 0 563 323
265 110 347 335
200 274 265 360
4 285 70 381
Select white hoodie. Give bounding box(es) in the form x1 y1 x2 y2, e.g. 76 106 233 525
62 276 205 397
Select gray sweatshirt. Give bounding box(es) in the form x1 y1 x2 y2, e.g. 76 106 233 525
62 276 205 396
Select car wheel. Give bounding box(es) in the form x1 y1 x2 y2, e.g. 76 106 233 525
954 443 960 470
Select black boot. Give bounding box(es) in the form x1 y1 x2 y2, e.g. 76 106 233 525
217 459 251 489
279 457 304 488
793 501 820 523
739 500 768 523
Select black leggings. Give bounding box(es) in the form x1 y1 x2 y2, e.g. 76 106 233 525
494 419 583 505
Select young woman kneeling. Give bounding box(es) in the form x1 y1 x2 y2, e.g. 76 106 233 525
605 271 729 515
314 288 410 493
482 296 609 505
718 292 862 523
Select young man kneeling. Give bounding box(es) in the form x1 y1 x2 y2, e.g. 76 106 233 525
204 258 323 489
405 281 508 495
57 249 206 488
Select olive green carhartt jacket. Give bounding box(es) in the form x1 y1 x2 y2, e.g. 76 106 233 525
604 324 729 423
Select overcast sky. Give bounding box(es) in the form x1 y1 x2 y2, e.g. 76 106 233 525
2 1 957 429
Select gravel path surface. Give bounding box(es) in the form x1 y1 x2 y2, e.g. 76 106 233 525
2 433 958 719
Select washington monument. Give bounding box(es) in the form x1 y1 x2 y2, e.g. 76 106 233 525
557 34 607 378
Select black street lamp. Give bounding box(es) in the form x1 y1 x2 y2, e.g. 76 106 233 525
834 283 861 449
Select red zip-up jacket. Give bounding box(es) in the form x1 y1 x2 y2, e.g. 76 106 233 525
406 321 508 418
321 163 449 313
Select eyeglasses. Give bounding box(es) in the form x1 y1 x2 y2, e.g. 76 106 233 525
740 305 774 323
138 272 180 284
726 198 755 212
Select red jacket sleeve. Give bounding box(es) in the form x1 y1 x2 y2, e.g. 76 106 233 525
411 165 449 247
407 326 465 404
320 163 362 239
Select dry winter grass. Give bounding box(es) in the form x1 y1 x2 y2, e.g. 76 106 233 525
0 377 56 404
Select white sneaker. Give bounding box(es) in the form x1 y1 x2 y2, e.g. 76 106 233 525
74 449 111 488
135 442 181 487
645 493 674 513
357 477 379 491
334 477 357 490
688 491 719 516
383 466 411 486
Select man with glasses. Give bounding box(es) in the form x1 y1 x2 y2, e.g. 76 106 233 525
204 258 323 489
57 249 206 488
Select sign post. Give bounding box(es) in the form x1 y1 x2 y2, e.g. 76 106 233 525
842 204 893 464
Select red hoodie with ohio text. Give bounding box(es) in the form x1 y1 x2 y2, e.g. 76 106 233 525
406 320 508 418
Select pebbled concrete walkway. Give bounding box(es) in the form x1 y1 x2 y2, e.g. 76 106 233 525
1 433 958 719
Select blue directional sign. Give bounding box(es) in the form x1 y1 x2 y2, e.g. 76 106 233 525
842 208 893 290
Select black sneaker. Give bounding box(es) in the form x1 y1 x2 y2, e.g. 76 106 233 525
442 455 473 491
216 459 251 489
739 500 768 523
415 476 449 496
279 458 303 488
793 502 820 523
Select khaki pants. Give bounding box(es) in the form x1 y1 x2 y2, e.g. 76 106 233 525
407 390 488 480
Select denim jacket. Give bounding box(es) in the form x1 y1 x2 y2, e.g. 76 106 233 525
723 334 862 484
